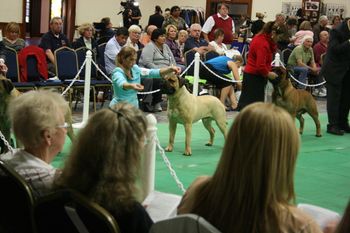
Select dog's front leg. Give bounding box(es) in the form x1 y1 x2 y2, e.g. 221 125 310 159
165 120 177 152
184 123 192 156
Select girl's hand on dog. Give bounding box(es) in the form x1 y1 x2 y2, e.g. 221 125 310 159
0 63 8 75
267 71 278 80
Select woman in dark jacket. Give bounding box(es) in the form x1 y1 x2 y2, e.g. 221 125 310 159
72 23 99 58
148 5 164 28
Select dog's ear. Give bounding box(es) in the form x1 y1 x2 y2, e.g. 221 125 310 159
0 79 14 94
178 77 187 87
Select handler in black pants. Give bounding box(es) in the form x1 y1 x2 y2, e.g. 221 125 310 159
321 18 350 135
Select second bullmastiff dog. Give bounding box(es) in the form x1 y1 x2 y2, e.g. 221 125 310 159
270 67 321 137
161 74 227 156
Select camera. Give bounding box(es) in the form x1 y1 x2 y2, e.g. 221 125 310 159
118 0 139 15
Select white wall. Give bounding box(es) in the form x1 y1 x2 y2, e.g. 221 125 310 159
0 0 22 22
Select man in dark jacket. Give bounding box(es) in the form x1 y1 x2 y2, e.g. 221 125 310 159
321 18 350 135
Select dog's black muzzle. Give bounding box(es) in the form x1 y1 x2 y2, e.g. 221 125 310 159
160 79 176 95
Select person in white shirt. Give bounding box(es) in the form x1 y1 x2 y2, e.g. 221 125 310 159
1 90 69 197
202 3 235 44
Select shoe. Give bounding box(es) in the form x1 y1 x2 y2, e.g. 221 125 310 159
199 89 209 96
312 88 326 97
340 124 350 133
327 125 344 135
320 87 327 95
153 103 162 112
142 103 155 113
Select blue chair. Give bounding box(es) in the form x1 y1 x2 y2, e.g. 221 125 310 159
34 189 120 233
55 47 96 111
3 46 36 91
0 160 36 233
76 47 111 107
97 43 107 76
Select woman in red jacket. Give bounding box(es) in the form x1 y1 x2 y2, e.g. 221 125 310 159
238 21 279 110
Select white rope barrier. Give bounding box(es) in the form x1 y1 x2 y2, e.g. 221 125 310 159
61 59 87 96
91 59 113 83
0 130 14 154
179 59 195 77
155 137 186 194
199 60 242 83
272 53 326 88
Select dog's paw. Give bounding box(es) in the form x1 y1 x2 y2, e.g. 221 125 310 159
165 146 173 152
315 134 322 137
205 143 213 146
183 152 192 156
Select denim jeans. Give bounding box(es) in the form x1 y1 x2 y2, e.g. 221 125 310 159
293 66 309 89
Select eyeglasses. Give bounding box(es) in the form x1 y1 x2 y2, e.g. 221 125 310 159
56 122 70 129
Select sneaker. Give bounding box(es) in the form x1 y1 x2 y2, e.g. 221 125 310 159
199 89 209 96
312 88 326 97
320 87 327 96
153 103 162 112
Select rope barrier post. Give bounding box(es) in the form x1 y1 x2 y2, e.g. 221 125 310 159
275 53 281 67
73 50 92 129
192 52 200 96
141 114 157 200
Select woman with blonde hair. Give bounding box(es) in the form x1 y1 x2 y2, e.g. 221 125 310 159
165 24 185 67
54 103 153 233
72 23 98 56
178 102 322 233
176 29 188 57
294 20 314 46
3 22 25 51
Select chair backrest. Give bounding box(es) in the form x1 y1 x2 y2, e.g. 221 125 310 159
26 55 42 82
281 48 293 65
149 214 221 233
54 47 79 81
75 47 98 78
97 43 107 75
204 51 220 62
184 50 196 76
34 189 120 233
4 46 20 82
97 36 110 45
0 160 36 233
136 48 143 64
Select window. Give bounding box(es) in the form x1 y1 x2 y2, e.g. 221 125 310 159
51 0 62 19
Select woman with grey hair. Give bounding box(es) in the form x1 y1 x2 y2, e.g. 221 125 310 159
1 90 69 197
55 102 153 233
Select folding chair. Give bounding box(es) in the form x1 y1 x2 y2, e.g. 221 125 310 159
76 47 111 108
149 214 221 233
281 48 293 66
34 189 120 233
0 160 36 233
55 47 96 111
97 43 107 76
4 46 36 91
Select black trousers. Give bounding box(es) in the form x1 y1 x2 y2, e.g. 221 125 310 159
199 64 233 89
238 72 267 110
139 78 162 105
327 72 350 127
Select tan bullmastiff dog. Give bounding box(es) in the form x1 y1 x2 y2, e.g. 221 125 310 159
161 74 227 156
0 75 75 153
270 67 321 137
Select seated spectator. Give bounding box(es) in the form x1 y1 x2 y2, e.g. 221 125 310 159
140 25 157 46
294 20 314 46
178 102 322 233
331 15 342 29
2 22 25 52
288 35 318 89
99 17 115 39
148 5 164 29
72 23 98 56
313 15 330 44
209 28 228 55
110 46 179 109
165 24 185 67
1 90 69 197
139 28 177 69
39 17 70 75
54 102 153 233
176 29 188 58
162 6 188 31
312 30 329 97
286 16 298 40
184 23 212 55
104 27 128 76
124 25 144 51
200 54 243 110
251 12 265 36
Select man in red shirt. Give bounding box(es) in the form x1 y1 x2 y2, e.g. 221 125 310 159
202 3 235 44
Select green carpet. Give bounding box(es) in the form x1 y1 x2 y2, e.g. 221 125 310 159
53 113 350 214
